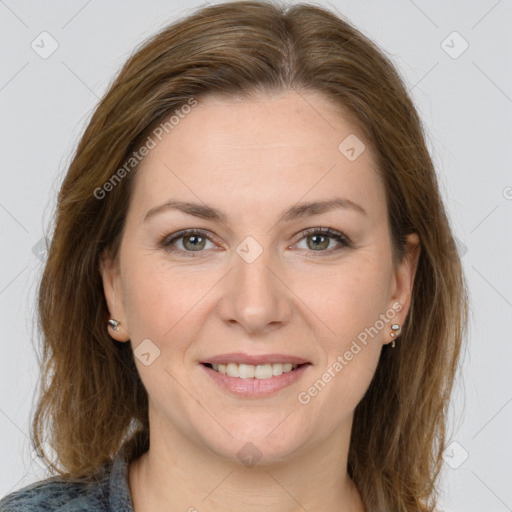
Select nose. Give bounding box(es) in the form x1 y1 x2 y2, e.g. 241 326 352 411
216 241 293 335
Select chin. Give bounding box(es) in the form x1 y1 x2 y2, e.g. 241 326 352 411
192 414 313 466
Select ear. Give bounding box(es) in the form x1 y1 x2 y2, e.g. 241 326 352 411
99 249 130 342
385 232 421 344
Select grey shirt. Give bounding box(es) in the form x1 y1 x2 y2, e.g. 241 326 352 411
0 446 135 511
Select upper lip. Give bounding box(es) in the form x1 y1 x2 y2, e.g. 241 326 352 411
200 353 310 365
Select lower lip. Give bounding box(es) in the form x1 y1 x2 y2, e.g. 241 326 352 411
201 363 311 398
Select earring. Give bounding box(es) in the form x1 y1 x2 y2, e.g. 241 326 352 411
390 323 401 348
108 319 120 331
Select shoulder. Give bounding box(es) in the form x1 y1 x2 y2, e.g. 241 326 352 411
0 443 136 512
0 475 109 512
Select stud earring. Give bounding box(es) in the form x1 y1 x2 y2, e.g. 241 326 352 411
108 319 120 331
390 323 401 348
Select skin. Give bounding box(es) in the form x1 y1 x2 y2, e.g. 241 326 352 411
100 89 420 512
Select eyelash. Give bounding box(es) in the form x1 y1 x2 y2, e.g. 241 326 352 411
160 227 352 258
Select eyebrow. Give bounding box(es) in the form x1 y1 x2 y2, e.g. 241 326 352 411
143 197 367 224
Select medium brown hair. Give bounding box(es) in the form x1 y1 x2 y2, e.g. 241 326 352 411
32 1 468 510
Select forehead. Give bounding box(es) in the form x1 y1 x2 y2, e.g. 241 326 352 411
130 91 386 223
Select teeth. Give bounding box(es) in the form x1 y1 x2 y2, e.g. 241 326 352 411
272 363 284 376
238 364 254 379
210 362 299 379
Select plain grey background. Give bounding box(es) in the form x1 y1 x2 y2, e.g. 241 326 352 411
1 1 511 510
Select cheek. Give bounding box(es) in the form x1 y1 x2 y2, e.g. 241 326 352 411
297 258 390 400
299 257 391 343
120 260 210 406
121 256 217 348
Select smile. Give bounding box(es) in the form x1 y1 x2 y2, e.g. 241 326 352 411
200 362 311 397
205 362 300 380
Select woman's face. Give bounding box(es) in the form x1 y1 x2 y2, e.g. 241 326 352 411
101 90 419 464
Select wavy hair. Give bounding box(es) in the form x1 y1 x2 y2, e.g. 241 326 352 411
32 2 468 510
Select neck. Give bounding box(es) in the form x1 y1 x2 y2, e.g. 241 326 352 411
128 416 366 511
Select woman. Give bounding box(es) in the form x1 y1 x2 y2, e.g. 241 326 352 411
0 1 468 511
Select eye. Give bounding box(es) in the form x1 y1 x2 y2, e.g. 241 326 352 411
160 227 352 257
294 227 352 255
161 229 216 257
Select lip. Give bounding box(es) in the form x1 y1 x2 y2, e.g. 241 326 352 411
201 362 311 398
200 353 310 365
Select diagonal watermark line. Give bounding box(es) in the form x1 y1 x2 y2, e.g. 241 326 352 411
0 408 29 439
163 268 234 338
266 164 337 235
0 0 29 28
409 61 439 92
265 265 337 336
201 470 234 502
163 366 234 438
472 396 512 439
61 60 100 99
290 84 338 132
471 0 503 30
471 471 512 510
0 203 29 233
471 265 512 309
163 163 235 238
0 62 29 93
265 410 294 438
6 471 30 495
472 61 512 104
266 471 311 512
0 265 28 295
470 204 499 233
61 0 93 29
407 0 439 28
